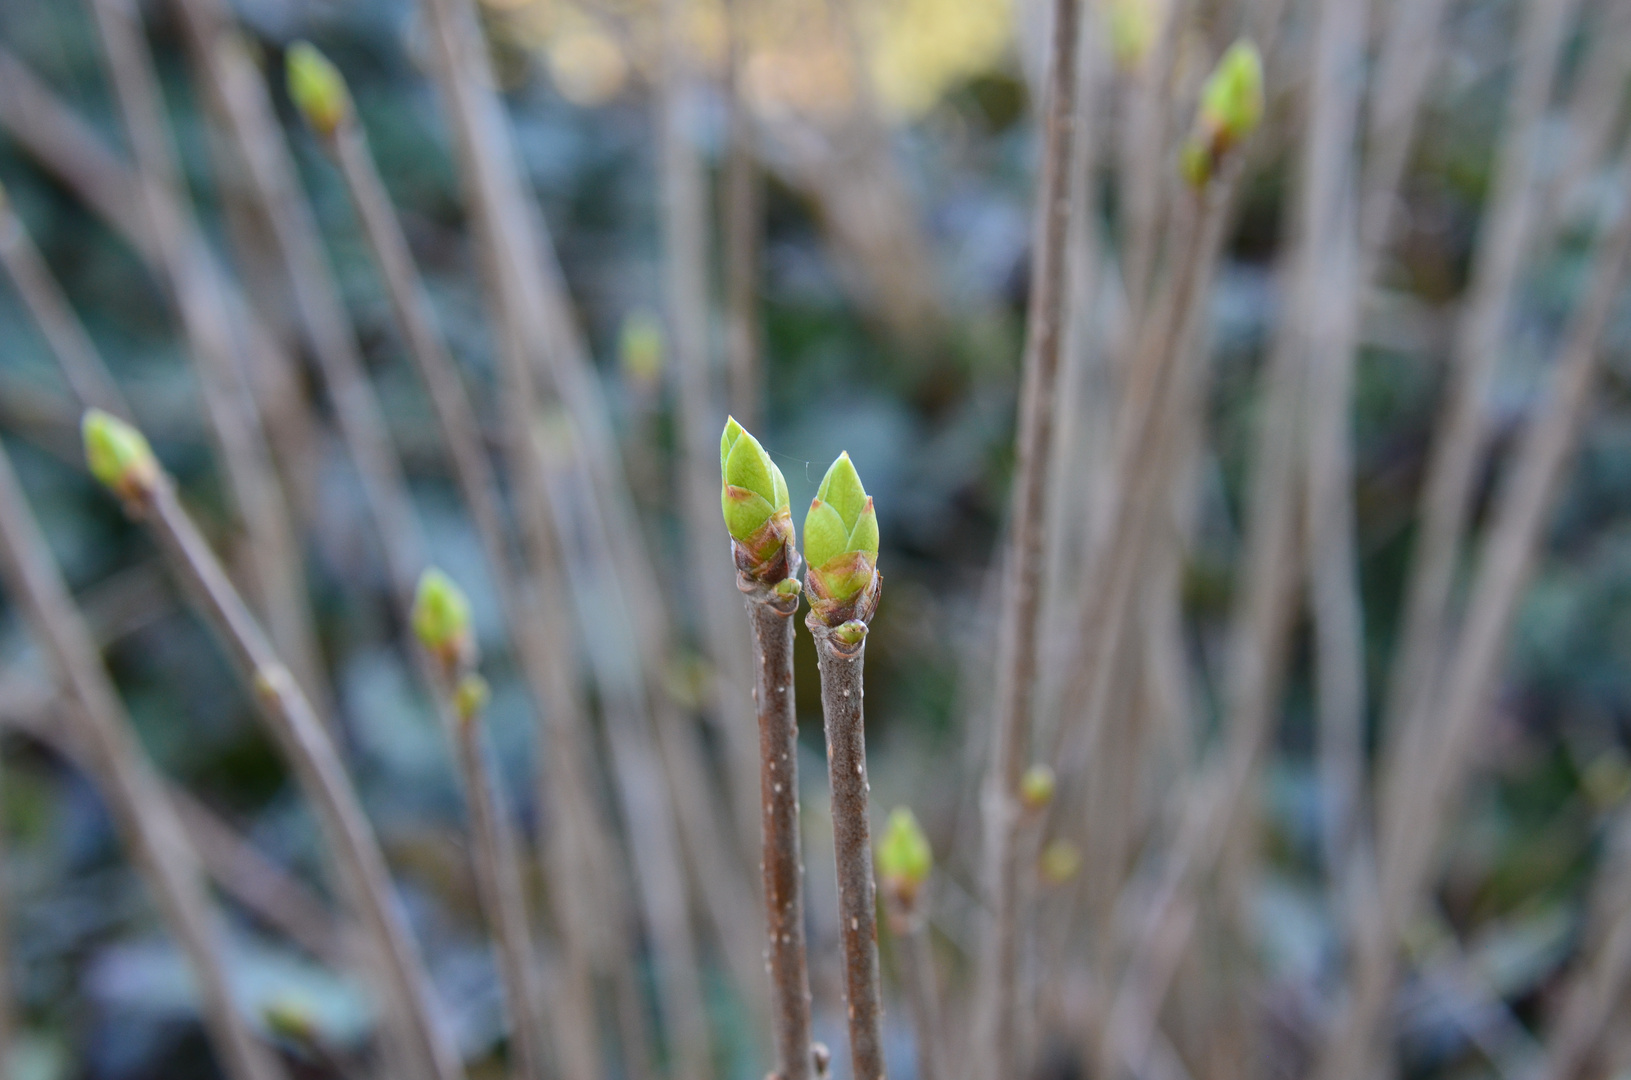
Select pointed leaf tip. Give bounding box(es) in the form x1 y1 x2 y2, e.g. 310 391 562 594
720 420 787 543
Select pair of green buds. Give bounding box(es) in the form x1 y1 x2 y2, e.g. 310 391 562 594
721 418 879 625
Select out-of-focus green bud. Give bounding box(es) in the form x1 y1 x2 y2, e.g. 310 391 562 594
1019 764 1057 812
1106 0 1161 70
803 452 880 625
721 417 796 583
1180 39 1263 187
82 409 159 502
877 807 933 905
412 568 474 673
286 42 350 139
454 673 490 725
1039 838 1082 885
619 310 664 392
263 995 319 1045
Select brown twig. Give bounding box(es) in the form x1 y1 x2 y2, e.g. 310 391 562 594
81 0 322 699
0 196 130 419
659 0 762 862
0 440 287 1080
978 1 1080 1072
809 615 888 1080
1378 0 1580 855
315 93 606 1080
1327 140 1631 1080
0 687 344 967
440 677 550 1080
107 465 465 1080
740 571 815 1080
415 1 748 1073
722 0 763 429
168 1 427 603
884 894 946 1080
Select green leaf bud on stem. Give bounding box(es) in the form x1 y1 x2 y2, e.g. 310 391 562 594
263 995 320 1046
1039 838 1082 885
412 568 475 675
286 42 350 139
1107 0 1163 70
1019 763 1057 812
877 807 933 907
453 673 490 726
1180 39 1264 188
721 417 796 584
803 452 880 626
82 408 159 503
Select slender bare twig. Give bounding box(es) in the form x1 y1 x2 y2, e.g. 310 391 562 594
1295 0 1370 914
306 78 606 1080
809 617 888 1080
0 687 344 967
0 194 129 418
0 726 13 1075
1326 144 1631 1080
95 447 465 1080
416 2 749 1073
164 7 426 605
659 0 761 862
442 675 550 1080
0 440 287 1080
1531 806 1631 1080
81 0 321 698
978 2 1080 1072
740 569 815 1080
722 0 763 429
1378 0 1580 853
881 865 945 1080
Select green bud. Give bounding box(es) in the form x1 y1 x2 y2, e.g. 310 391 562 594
721 417 795 582
286 42 350 138
619 310 664 390
803 452 879 624
412 568 474 672
82 409 159 501
1039 838 1082 885
454 673 490 725
262 994 319 1045
1181 39 1263 187
876 807 932 903
1019 763 1056 811
1106 0 1160 70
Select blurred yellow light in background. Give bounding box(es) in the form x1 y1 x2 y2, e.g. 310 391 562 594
494 0 1015 121
547 23 631 105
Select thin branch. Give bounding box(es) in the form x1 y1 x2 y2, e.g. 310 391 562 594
0 195 130 418
316 90 606 1080
80 0 322 698
105 461 466 1080
440 677 550 1080
165 10 426 605
659 0 762 864
0 689 344 967
1327 143 1631 1080
1378 0 1581 856
809 617 888 1080
0 439 287 1080
978 1 1080 1072
741 573 815 1080
722 0 764 429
